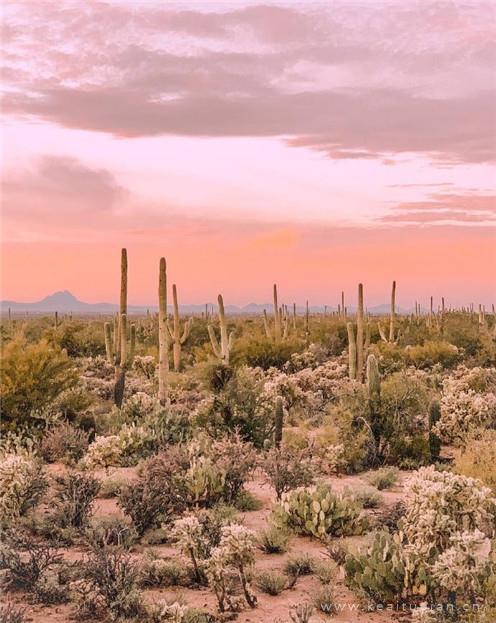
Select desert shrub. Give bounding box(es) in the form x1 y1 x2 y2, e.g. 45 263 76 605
283 554 315 578
256 570 287 595
234 489 263 511
345 530 431 602
258 526 290 554
233 338 302 370
139 552 186 588
313 560 336 585
346 486 382 508
261 444 315 499
454 431 496 492
0 531 67 603
205 523 257 611
132 355 156 379
120 391 157 422
51 386 93 421
97 476 128 498
50 471 100 528
404 341 460 369
288 603 314 623
313 586 336 616
76 543 143 619
194 366 273 448
40 421 90 463
0 603 27 623
338 369 432 466
46 321 105 357
87 515 138 549
366 467 399 490
273 485 364 540
202 432 257 504
0 452 46 525
374 500 407 533
0 337 78 431
118 447 190 535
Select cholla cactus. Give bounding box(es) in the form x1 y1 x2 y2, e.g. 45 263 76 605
132 355 156 380
186 453 226 507
217 524 257 608
401 466 496 555
120 392 157 420
0 453 46 524
275 485 363 540
157 601 188 622
83 425 154 469
172 515 207 583
208 294 234 363
431 530 490 598
433 366 496 444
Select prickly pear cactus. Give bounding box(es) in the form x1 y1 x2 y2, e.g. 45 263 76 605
274 485 363 539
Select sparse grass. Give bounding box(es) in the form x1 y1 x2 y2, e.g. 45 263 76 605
283 554 315 578
258 526 290 554
256 570 287 595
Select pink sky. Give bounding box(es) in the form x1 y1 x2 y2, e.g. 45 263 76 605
1 1 495 307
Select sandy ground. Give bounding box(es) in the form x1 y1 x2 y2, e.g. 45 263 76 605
8 467 412 623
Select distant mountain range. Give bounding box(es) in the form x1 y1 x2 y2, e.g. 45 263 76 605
0 290 407 315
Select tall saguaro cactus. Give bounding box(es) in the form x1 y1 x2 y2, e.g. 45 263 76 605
102 249 136 407
378 280 399 344
208 294 234 363
158 257 169 405
346 283 368 381
167 284 192 372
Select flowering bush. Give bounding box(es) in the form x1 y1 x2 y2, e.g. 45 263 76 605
0 453 46 524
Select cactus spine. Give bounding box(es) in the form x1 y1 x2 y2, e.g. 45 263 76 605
208 294 234 363
167 284 192 372
158 257 169 405
274 396 284 448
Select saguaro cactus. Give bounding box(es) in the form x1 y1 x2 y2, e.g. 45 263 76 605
208 294 234 363
356 284 365 382
346 283 368 381
113 248 130 407
264 284 285 342
378 280 399 344
167 284 192 372
158 257 169 405
366 353 381 401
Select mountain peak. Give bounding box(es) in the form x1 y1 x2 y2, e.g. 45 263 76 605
40 290 80 303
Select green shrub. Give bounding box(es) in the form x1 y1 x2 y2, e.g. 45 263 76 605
258 526 290 554
233 338 303 370
0 337 78 432
367 467 399 490
256 570 287 595
283 554 315 577
404 340 460 369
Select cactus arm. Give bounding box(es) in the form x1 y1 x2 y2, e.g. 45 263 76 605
378 321 388 343
274 396 284 448
263 309 272 339
129 323 136 363
389 280 396 342
273 284 281 342
208 325 222 359
180 318 193 344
